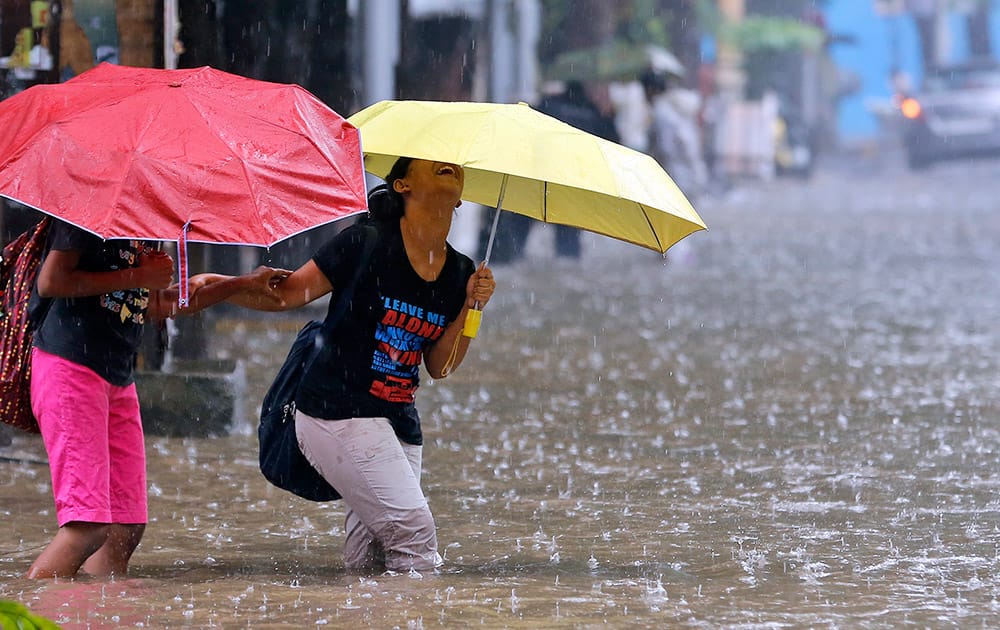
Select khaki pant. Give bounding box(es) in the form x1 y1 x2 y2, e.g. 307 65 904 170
295 412 439 572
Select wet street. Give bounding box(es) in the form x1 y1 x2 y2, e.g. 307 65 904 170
3 151 1000 627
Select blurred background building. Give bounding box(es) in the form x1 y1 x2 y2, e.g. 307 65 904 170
2 0 999 245
3 1 996 184
1 0 998 369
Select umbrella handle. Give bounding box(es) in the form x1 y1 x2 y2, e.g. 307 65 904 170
463 306 483 338
465 175 507 339
177 222 192 308
466 212 495 337
482 175 508 267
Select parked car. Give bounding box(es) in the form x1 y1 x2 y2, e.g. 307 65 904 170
899 58 1000 169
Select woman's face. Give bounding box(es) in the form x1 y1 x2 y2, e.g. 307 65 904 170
394 159 464 206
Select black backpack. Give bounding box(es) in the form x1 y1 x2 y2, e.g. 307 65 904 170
258 222 379 501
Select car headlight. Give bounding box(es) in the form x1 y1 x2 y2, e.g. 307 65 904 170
900 97 922 119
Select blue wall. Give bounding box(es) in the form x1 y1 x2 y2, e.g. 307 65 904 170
824 1 1000 141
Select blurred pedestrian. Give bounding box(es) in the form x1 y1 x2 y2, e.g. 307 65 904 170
228 157 496 573
26 219 284 579
479 80 620 263
697 63 724 189
641 70 709 200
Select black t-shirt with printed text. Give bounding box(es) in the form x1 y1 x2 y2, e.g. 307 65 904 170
32 221 151 386
295 219 475 445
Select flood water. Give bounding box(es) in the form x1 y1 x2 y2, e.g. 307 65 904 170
3 154 1000 627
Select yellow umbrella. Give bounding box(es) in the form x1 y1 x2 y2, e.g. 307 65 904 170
348 99 707 334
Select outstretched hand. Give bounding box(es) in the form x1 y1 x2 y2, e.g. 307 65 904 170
245 265 291 307
466 262 496 309
164 266 291 316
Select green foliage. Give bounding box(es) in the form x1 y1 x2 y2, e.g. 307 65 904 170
721 16 825 53
545 41 684 82
0 600 61 630
616 0 672 49
538 0 676 63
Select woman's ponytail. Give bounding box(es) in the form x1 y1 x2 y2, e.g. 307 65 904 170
367 157 413 223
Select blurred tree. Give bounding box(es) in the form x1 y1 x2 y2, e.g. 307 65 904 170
60 0 95 77
617 0 698 84
117 0 156 67
720 14 823 99
537 1 707 84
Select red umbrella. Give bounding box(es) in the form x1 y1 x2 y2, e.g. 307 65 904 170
0 63 368 301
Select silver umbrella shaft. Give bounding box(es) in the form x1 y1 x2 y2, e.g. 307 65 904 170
481 174 509 268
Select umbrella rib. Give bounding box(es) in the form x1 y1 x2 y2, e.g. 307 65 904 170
543 181 548 223
104 94 184 239
639 205 665 253
206 98 361 246
231 150 269 241
1 67 369 248
350 99 705 256
0 85 107 174
184 96 272 242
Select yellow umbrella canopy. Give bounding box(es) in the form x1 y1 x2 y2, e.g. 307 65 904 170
348 100 706 257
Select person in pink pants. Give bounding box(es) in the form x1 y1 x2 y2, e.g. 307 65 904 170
27 220 285 579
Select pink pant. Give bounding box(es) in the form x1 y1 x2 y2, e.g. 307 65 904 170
30 348 147 527
295 412 439 572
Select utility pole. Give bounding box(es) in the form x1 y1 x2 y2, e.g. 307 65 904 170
513 0 540 104
360 0 400 106
487 0 512 103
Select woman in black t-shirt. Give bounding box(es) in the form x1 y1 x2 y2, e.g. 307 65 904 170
234 157 496 572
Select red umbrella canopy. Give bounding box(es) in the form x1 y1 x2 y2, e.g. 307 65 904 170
0 63 368 247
